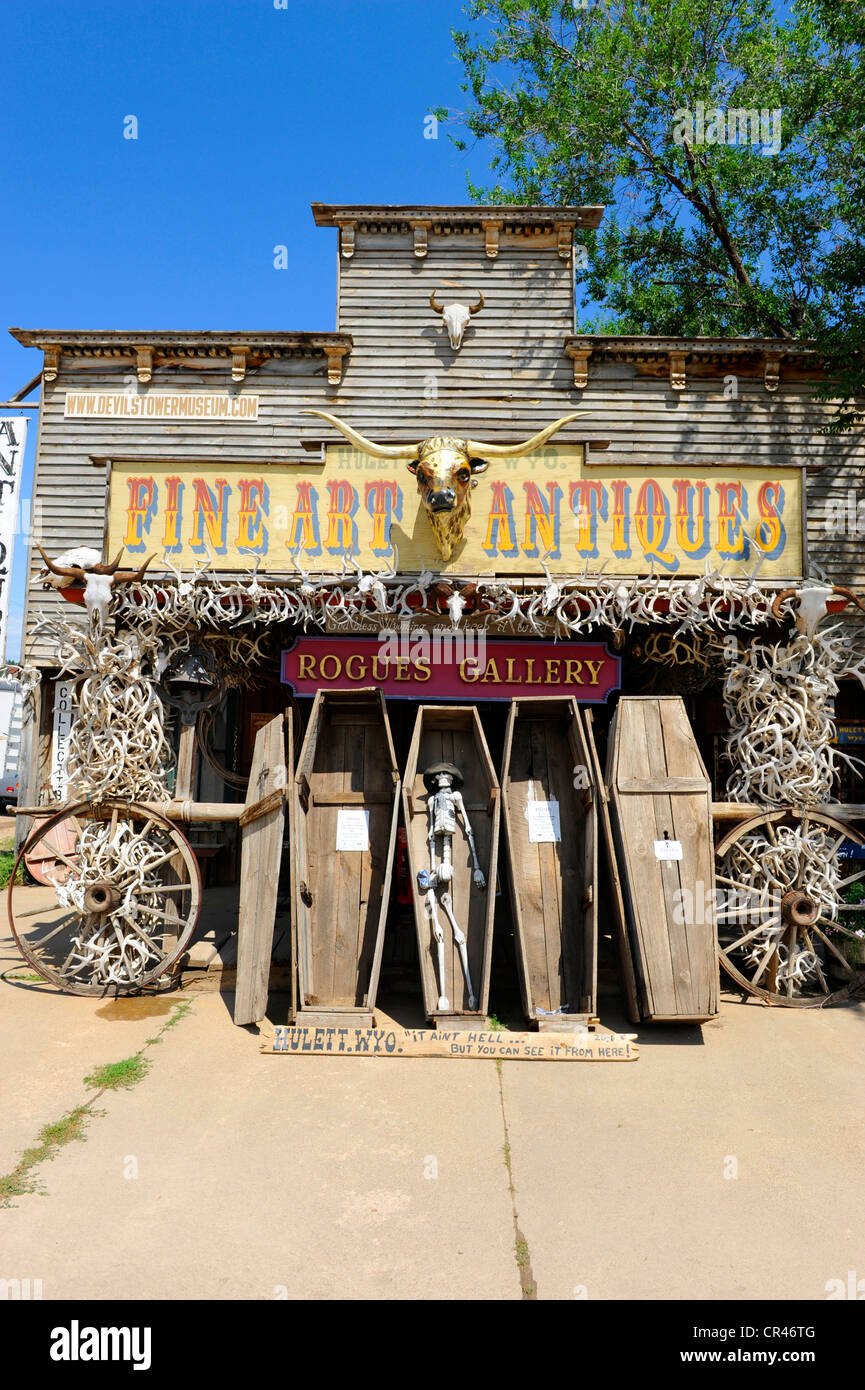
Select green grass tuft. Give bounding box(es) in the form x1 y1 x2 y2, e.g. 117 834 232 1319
0 850 22 889
83 1056 151 1091
0 1104 94 1208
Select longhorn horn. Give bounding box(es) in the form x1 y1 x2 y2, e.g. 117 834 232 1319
464 411 590 457
92 550 124 575
36 544 86 582
113 554 155 585
468 290 485 315
429 290 445 315
771 587 797 620
832 584 865 615
301 409 419 460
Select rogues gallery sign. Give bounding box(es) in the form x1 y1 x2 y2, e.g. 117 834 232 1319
108 450 803 578
280 636 620 702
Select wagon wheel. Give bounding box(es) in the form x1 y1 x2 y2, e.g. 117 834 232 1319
8 799 201 997
715 808 865 1007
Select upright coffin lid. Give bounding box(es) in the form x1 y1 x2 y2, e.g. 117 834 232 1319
607 696 718 1022
500 697 598 1022
403 704 500 1020
234 710 291 1027
292 688 400 1018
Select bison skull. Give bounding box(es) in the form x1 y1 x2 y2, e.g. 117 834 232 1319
430 290 484 350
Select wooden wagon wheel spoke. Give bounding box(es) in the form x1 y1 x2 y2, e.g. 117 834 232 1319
718 915 781 956
751 942 779 985
30 913 79 948
809 921 855 974
7 799 201 997
801 929 829 994
138 881 193 894
715 808 864 1008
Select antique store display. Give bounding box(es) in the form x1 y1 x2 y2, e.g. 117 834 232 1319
5 199 865 1040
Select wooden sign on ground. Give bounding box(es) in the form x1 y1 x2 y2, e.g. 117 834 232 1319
261 1026 639 1060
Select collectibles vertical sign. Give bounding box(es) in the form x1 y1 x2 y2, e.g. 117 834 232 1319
0 419 27 663
50 680 75 798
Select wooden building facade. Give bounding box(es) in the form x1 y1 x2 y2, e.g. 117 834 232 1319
8 200 865 1018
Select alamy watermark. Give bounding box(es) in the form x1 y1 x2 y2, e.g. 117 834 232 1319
673 102 782 156
378 622 487 670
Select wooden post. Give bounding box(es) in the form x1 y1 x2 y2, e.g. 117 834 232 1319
175 722 197 800
234 712 288 1026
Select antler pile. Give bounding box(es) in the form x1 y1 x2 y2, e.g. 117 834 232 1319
33 614 171 801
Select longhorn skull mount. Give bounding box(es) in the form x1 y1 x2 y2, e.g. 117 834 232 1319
38 545 156 625
770 582 865 637
429 288 484 350
302 409 588 561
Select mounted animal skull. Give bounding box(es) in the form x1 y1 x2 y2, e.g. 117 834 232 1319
771 583 865 638
303 409 588 561
429 289 484 350
38 545 155 625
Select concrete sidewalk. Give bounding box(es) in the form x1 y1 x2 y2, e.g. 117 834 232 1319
2 913 864 1301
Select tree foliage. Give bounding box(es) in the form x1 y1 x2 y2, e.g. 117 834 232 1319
440 0 864 428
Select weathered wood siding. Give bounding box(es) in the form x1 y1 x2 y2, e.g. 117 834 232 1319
22 221 865 663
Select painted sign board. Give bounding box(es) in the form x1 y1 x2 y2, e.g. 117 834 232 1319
262 1025 639 1060
107 449 803 578
0 418 27 663
65 392 259 420
280 637 620 702
50 679 75 797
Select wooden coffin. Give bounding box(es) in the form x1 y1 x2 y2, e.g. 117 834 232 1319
403 705 500 1022
501 698 598 1027
606 696 719 1023
234 710 291 1027
292 689 400 1026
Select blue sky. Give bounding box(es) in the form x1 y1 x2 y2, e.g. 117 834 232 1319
1 0 496 659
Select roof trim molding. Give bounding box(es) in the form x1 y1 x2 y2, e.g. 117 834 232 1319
311 201 605 231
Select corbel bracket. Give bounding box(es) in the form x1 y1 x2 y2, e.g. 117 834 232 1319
135 346 153 385
564 343 592 389
229 346 250 383
555 222 575 262
669 351 687 392
411 220 431 258
322 344 349 386
484 220 503 260
763 351 782 393
339 222 356 259
42 345 61 383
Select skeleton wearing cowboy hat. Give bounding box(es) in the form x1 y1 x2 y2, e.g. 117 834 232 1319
416 761 486 1011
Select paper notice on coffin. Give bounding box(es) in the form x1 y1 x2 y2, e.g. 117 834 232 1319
336 808 370 852
526 799 561 843
654 839 683 861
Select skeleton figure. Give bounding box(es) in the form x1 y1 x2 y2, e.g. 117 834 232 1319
417 762 485 1011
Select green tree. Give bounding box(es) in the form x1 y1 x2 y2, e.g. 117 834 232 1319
440 0 864 428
